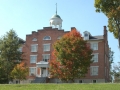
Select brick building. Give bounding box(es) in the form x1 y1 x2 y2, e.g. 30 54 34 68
20 11 110 83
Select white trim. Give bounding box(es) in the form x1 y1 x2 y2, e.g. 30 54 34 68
31 44 38 52
29 67 36 76
42 54 50 55
30 55 37 56
32 38 37 41
31 44 38 45
43 43 51 45
42 54 50 62
92 53 99 62
30 55 37 64
91 66 99 67
90 42 98 50
90 66 99 76
43 44 50 52
43 36 51 40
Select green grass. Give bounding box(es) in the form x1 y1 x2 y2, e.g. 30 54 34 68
0 83 120 90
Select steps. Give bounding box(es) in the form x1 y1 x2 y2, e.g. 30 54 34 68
31 77 47 83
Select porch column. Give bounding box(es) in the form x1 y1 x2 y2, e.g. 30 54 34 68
46 67 48 77
36 66 37 76
40 67 42 77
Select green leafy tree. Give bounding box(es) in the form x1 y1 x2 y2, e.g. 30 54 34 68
113 62 120 83
49 29 93 82
0 29 25 83
109 48 114 82
94 0 120 47
11 62 28 84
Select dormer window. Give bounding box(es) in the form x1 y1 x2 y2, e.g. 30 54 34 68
85 33 88 37
43 36 51 40
32 38 37 41
84 32 89 40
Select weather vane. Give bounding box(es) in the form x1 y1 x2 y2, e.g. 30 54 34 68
56 3 57 15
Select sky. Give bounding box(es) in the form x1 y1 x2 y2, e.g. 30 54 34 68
0 0 119 64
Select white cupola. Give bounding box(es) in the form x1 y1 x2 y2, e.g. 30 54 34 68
50 3 63 30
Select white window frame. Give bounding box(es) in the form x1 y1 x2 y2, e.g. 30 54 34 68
43 44 50 51
43 36 51 40
92 53 98 62
84 33 89 40
91 66 99 76
29 67 36 76
42 54 50 62
31 44 38 52
30 55 37 63
32 38 37 41
18 47 22 52
91 42 98 50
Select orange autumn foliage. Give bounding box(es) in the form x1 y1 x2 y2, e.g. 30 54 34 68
49 29 93 82
11 62 28 82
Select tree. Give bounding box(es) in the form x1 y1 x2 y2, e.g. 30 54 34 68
0 29 25 83
94 0 120 47
49 29 93 82
109 48 114 82
113 62 120 83
11 62 28 84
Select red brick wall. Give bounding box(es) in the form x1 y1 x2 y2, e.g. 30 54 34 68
22 26 110 82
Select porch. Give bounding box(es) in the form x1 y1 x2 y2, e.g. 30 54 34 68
36 61 49 77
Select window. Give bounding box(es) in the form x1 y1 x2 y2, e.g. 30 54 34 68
42 54 50 62
84 32 89 40
43 44 50 51
79 80 83 83
18 47 22 52
92 80 97 83
32 38 37 41
43 36 51 40
30 55 37 63
91 66 98 76
29 67 36 76
92 53 98 62
91 43 98 50
31 44 38 52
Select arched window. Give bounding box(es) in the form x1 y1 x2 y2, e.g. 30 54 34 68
32 38 37 41
43 36 51 40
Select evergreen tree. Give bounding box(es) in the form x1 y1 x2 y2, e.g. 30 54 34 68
0 29 25 84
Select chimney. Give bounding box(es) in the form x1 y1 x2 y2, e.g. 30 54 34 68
71 27 76 31
104 26 107 35
103 26 108 42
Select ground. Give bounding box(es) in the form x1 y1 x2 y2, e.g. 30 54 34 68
0 83 120 90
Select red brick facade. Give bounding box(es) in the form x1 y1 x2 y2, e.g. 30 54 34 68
22 26 110 83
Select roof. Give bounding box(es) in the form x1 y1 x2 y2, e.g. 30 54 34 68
89 35 104 40
51 14 61 19
19 38 25 44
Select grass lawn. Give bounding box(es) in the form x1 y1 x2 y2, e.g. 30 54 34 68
0 83 120 90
